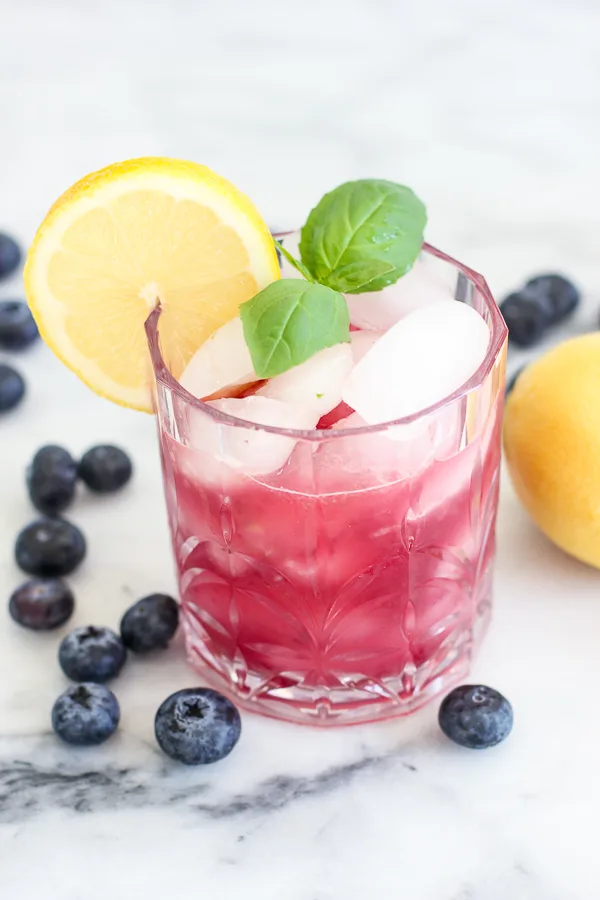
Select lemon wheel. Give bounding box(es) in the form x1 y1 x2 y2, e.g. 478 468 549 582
25 157 280 412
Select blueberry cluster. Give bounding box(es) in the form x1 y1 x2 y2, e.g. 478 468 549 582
13 443 132 587
11 444 134 628
9 441 241 762
500 273 580 347
0 233 38 415
26 443 133 516
50 590 185 749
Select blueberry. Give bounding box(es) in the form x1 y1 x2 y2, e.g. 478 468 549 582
58 626 126 683
9 578 74 630
120 593 179 653
0 300 39 350
78 445 133 493
439 684 513 749
15 518 86 577
500 289 553 347
506 365 526 396
0 233 21 281
0 363 25 413
27 445 78 516
52 683 120 746
526 273 580 324
154 688 241 765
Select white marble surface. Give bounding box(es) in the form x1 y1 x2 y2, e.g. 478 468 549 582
2 0 600 897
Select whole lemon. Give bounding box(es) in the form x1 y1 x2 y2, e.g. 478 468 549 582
504 333 600 568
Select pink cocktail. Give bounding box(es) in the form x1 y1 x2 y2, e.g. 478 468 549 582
146 243 507 726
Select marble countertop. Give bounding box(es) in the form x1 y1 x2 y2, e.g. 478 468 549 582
2 0 600 897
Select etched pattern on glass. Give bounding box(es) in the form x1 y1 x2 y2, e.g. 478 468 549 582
149 244 507 726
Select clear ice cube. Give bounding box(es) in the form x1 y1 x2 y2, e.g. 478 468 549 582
187 396 319 476
350 329 383 364
258 343 353 417
342 301 490 425
179 317 256 400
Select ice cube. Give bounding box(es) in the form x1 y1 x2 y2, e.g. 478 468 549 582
316 401 462 488
258 343 353 417
187 396 319 476
350 329 382 364
314 412 412 487
334 407 460 452
342 301 490 424
346 258 453 331
333 410 428 441
179 317 256 400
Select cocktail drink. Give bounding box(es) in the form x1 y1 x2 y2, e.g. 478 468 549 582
148 239 506 725
25 161 507 726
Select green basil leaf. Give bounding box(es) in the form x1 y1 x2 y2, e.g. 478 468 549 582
299 179 427 293
325 259 396 294
276 240 315 282
239 279 350 378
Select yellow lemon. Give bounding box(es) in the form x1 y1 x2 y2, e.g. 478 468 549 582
504 333 600 567
24 157 280 412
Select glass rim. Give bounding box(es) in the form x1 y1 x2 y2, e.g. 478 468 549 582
145 241 507 442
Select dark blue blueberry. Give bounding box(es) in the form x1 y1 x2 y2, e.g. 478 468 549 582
0 300 39 350
59 626 126 683
506 365 526 396
439 684 513 749
15 518 86 577
500 289 553 347
0 233 21 281
120 593 179 653
52 682 120 746
0 363 25 413
9 578 74 630
27 445 78 516
78 445 132 493
526 273 580 324
154 688 241 765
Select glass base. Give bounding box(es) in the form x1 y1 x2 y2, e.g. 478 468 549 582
181 594 492 727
